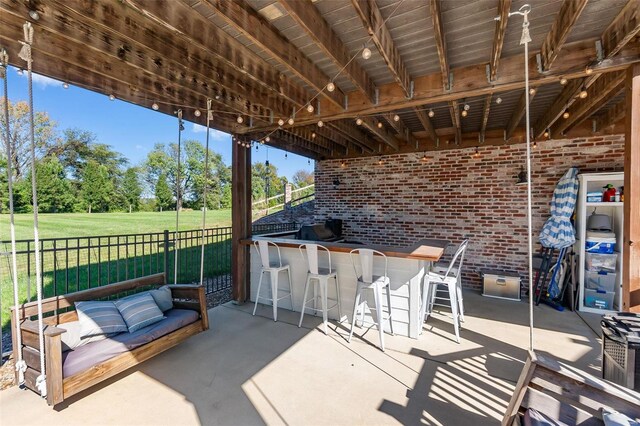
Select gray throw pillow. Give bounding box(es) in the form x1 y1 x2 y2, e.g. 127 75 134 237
149 286 173 312
76 301 128 338
115 292 165 333
57 321 107 351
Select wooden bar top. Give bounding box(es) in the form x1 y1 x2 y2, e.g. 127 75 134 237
241 236 449 262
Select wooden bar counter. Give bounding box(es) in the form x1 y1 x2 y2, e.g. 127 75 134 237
241 235 449 339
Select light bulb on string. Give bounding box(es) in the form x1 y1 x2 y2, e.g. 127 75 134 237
532 140 537 149
16 68 23 75
306 104 314 113
356 117 363 125
377 156 383 165
236 115 244 124
277 118 285 127
529 88 536 96
62 82 69 89
393 114 400 122
585 66 593 75
288 117 294 125
109 94 115 101
362 47 372 60
428 109 435 118
461 109 468 118
421 152 429 162
579 86 588 99
326 82 335 92
495 97 502 104
317 120 324 127
265 136 270 143
194 109 201 117
543 129 550 138
562 109 570 119
152 102 159 111
341 160 346 168
560 77 568 85
311 132 316 139
377 121 383 129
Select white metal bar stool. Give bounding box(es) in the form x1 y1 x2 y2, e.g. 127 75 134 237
348 249 394 352
252 240 293 321
419 239 468 343
431 247 465 322
298 243 342 334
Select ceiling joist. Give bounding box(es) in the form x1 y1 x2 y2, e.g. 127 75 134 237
490 0 512 82
413 107 438 144
596 98 626 130
538 0 589 72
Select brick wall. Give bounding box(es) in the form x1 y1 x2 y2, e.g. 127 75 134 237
314 135 625 290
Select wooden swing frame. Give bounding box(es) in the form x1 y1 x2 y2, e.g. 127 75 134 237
10 273 209 406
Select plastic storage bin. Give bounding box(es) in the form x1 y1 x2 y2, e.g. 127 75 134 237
586 231 616 254
586 270 617 292
587 191 603 202
584 288 616 310
585 253 617 272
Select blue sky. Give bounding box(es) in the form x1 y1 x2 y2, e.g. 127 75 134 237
5 66 313 180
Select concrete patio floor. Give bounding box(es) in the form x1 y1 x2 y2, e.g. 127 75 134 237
0 291 602 426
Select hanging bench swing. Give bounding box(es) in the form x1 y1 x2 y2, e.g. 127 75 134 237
3 24 213 406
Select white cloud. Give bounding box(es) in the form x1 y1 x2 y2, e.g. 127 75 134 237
191 124 229 142
135 144 144 150
17 69 61 88
192 123 207 133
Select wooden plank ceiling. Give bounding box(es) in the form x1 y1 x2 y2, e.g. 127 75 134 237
1 0 639 160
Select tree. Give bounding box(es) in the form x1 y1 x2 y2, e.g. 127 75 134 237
292 170 314 188
252 162 288 207
31 157 74 213
0 97 57 180
80 160 114 212
155 172 173 211
121 167 143 212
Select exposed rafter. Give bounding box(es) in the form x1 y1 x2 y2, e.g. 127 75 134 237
359 117 400 151
429 0 450 91
413 107 438 144
450 100 462 145
480 94 493 142
534 0 639 137
279 0 376 104
195 0 345 110
327 121 377 153
506 90 537 140
596 98 626 130
538 0 589 72
351 0 412 97
490 0 512 82
552 71 626 136
382 113 417 146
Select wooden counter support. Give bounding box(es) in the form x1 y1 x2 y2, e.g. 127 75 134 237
624 63 640 312
232 138 252 304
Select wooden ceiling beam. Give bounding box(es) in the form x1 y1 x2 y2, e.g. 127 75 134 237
563 83 624 134
359 117 400 151
122 0 310 110
276 130 332 156
429 0 450 91
381 113 417 146
596 98 626 130
506 90 536 140
450 100 462 145
351 0 412 98
195 0 345 110
534 0 639 137
539 0 589 72
480 94 492 142
413 107 438 144
0 37 240 132
284 127 341 155
327 121 377 153
490 0 512 82
279 0 376 104
552 71 626 136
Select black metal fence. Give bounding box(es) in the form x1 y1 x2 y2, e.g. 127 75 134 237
0 222 297 310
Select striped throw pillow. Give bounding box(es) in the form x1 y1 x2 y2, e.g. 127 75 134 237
115 292 165 333
76 301 128 338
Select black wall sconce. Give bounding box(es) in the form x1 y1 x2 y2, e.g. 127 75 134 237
333 178 341 189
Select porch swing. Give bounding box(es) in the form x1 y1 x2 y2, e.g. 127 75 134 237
3 23 209 406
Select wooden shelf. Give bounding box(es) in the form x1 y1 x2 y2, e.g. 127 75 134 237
585 202 623 207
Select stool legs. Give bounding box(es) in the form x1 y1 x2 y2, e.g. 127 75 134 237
319 277 328 334
349 282 394 352
348 284 363 343
448 281 460 343
253 270 265 316
335 275 343 322
373 283 385 351
270 270 279 322
299 274 341 334
298 275 312 328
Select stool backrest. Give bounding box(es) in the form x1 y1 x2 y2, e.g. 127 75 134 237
350 248 387 284
444 239 469 279
299 243 332 274
253 240 282 269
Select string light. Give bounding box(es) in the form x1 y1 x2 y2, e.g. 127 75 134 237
421 152 429 162
543 129 550 138
495 97 502 104
579 86 588 99
109 94 115 101
28 10 39 20
393 114 400 122
265 136 270 143
341 160 346 168
472 147 480 158
377 156 383 165
236 115 244 124
317 120 324 127
194 109 201 117
356 117 363 125
585 66 593 75
428 109 435 118
16 68 23 75
461 103 469 117
62 82 69 89
311 132 316 139
362 47 372 60
306 104 314 113
562 109 570 119
461 109 468 118
529 88 536 96
532 140 537 149
288 117 294 125
152 102 159 110
377 121 383 129
560 77 568 85
326 82 335 92
277 118 285 127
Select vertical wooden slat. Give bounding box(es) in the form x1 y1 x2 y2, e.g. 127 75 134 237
623 63 640 312
232 138 252 303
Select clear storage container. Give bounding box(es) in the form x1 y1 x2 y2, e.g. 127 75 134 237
585 253 617 272
584 288 616 310
586 270 617 292
586 231 617 254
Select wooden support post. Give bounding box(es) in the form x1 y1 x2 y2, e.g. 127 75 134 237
624 64 640 312
232 138 252 304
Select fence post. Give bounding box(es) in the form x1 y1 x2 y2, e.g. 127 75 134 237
284 183 292 210
163 229 170 282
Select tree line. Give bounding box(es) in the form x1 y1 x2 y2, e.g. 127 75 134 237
0 98 313 214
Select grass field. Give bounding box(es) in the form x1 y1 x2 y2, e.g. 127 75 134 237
0 210 233 240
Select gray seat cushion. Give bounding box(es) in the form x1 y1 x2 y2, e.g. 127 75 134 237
62 309 200 378
115 292 165 333
75 301 128 338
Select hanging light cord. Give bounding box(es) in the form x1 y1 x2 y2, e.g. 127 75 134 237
174 109 183 284
510 4 535 352
199 100 212 287
2 48 28 386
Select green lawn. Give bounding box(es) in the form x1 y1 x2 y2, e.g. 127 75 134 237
0 210 232 240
